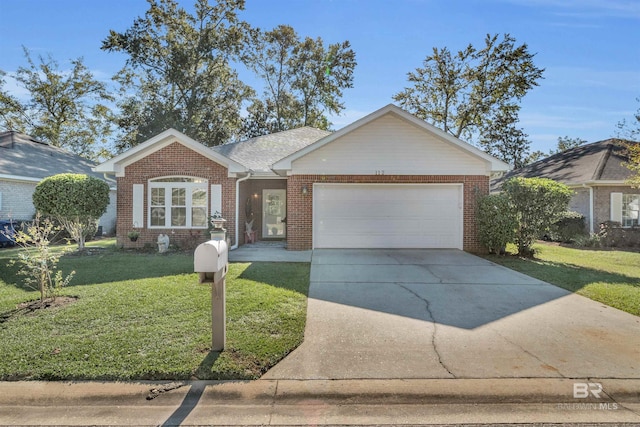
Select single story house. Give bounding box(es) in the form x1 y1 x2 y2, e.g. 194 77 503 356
95 104 510 251
492 138 639 234
0 131 117 233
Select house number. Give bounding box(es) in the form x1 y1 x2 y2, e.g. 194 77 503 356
375 170 385 175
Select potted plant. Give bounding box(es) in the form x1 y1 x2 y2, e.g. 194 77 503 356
127 230 140 242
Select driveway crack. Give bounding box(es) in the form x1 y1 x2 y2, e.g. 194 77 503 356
493 330 567 378
397 283 455 378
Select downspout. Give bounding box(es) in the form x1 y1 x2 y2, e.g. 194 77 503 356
583 184 594 234
231 172 251 250
589 186 594 234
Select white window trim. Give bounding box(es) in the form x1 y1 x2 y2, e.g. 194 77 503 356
148 177 209 229
622 193 640 228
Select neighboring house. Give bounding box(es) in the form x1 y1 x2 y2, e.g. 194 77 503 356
0 131 117 233
95 104 510 251
492 138 639 234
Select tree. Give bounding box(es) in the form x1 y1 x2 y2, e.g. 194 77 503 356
502 177 573 256
393 33 544 167
32 174 110 251
0 49 114 159
0 71 26 131
525 150 546 165
241 24 356 137
618 97 640 187
625 141 640 188
479 106 531 168
102 0 252 150
550 136 587 155
10 214 75 302
616 96 640 141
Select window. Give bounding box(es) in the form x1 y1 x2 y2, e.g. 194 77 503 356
622 194 640 227
148 177 208 228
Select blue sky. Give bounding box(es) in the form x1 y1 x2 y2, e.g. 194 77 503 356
1 0 639 153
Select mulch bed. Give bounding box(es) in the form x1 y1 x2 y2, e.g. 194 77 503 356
1 296 78 324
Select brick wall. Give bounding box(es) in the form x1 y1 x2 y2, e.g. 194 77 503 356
286 175 489 252
594 185 636 228
116 141 236 249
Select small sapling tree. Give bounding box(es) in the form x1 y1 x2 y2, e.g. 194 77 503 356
11 214 75 302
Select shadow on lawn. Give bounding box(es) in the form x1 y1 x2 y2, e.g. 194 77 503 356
193 351 221 379
486 255 640 293
0 249 194 291
237 262 310 296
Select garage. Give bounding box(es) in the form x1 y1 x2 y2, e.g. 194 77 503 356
313 183 463 249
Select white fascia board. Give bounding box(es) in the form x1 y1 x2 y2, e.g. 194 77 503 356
94 128 248 177
1 173 115 190
0 174 41 183
271 104 511 173
582 180 629 186
248 173 287 180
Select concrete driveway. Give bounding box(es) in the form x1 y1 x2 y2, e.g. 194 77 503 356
263 249 640 380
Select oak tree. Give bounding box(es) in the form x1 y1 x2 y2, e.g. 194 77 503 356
241 24 356 137
102 0 252 150
394 33 544 167
0 50 114 159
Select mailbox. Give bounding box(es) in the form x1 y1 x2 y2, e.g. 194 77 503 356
194 240 228 283
194 239 229 351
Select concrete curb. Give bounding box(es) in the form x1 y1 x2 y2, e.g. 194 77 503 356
0 378 638 406
1 379 639 426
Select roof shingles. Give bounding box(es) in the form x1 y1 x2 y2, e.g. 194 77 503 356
0 131 104 181
492 139 638 191
213 127 331 175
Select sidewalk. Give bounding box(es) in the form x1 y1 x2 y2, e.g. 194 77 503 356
1 378 638 425
229 242 312 263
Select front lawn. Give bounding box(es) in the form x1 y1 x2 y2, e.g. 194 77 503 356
0 240 310 380
485 243 640 316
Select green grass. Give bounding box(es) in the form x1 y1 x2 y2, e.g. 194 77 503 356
0 239 310 380
485 243 640 316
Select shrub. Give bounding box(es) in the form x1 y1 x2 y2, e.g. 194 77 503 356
503 177 573 256
598 221 640 247
548 211 586 242
33 173 109 250
477 193 517 254
573 233 601 248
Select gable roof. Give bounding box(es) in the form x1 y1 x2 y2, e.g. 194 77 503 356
272 104 511 174
214 127 331 177
492 138 638 191
0 131 109 184
94 128 248 177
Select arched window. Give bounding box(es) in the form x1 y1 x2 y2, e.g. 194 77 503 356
148 177 208 228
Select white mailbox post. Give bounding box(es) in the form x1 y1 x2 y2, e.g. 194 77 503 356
194 240 229 351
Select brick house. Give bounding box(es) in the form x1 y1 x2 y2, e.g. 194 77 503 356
95 104 509 251
492 138 640 234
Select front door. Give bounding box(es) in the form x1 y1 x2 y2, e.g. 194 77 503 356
263 189 286 238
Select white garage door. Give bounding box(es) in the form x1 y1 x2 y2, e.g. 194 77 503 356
313 184 463 249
